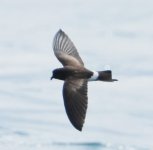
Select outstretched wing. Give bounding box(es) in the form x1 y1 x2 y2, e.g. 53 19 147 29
53 29 84 67
63 78 88 131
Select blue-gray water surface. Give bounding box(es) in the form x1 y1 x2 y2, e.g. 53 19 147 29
0 0 153 150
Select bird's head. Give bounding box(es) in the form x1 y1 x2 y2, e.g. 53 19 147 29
50 71 55 80
50 68 66 80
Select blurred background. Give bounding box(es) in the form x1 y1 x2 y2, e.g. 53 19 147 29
0 0 153 150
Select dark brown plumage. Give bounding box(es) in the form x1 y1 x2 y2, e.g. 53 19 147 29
51 29 117 131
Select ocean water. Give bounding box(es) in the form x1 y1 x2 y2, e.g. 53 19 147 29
0 0 153 150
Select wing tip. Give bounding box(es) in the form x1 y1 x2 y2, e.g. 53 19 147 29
73 124 83 132
57 29 64 34
66 115 84 131
54 29 66 41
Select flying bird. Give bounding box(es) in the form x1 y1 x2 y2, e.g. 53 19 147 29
51 29 117 131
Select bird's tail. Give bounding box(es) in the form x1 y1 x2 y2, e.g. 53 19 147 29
98 70 118 82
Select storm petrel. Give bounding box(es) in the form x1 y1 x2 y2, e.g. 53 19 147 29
51 29 117 131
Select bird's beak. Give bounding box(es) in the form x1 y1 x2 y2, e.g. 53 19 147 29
50 76 53 80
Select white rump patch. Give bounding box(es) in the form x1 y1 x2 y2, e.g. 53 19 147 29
88 71 99 81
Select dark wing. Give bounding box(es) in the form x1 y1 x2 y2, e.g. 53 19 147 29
53 29 84 67
63 78 88 131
